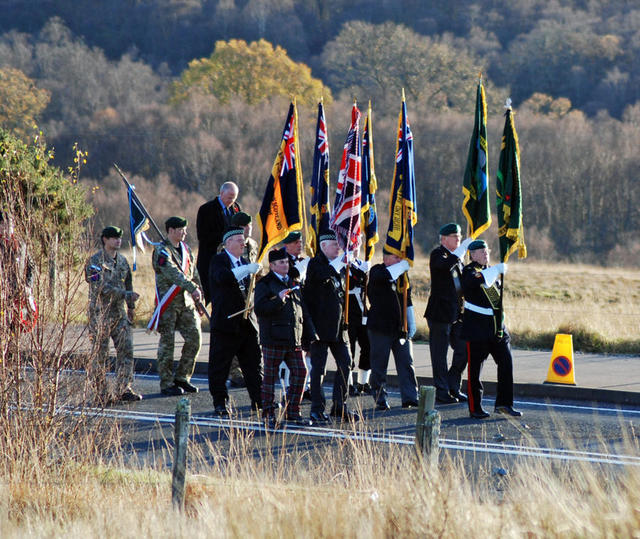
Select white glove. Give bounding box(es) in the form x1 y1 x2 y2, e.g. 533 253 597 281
329 256 345 273
294 257 310 281
231 262 260 281
480 263 507 287
353 259 369 273
387 259 410 281
452 237 473 259
407 306 416 339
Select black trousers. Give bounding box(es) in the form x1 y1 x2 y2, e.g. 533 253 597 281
208 328 263 408
347 312 370 371
427 319 468 399
465 335 514 414
309 339 351 415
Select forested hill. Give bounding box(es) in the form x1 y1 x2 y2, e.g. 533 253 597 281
1 0 639 264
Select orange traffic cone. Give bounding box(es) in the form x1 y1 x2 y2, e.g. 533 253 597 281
544 334 576 385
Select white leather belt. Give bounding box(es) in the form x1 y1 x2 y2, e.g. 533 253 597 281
464 301 493 316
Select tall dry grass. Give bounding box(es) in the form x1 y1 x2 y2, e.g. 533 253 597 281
1 422 639 537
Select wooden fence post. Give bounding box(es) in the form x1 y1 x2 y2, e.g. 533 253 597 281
172 397 191 510
415 385 440 463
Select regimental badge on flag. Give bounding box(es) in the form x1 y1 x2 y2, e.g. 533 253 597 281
385 95 417 265
128 184 151 271
361 101 379 262
330 102 362 254
497 99 527 263
308 100 331 256
462 77 492 239
257 101 306 263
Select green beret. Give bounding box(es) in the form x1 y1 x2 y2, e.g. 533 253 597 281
165 216 188 230
268 248 288 263
319 229 336 242
101 226 123 239
231 212 252 227
223 227 244 243
468 239 487 251
439 223 461 236
282 231 302 244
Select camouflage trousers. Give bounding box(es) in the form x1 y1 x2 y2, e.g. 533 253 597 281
89 315 134 395
157 304 201 390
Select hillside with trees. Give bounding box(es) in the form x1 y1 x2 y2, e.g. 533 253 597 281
0 1 639 263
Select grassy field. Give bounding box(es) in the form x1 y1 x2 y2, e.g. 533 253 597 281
1 424 639 537
94 249 640 355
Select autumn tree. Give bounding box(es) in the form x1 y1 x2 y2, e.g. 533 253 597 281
0 68 50 141
170 38 331 106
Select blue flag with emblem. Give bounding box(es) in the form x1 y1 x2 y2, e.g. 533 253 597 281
361 101 379 262
384 93 417 265
308 100 331 256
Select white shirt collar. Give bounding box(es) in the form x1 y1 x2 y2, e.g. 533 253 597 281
225 249 241 266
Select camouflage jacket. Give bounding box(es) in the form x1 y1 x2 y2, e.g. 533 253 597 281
85 249 135 320
152 240 201 309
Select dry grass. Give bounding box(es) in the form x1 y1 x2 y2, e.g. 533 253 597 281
1 424 640 538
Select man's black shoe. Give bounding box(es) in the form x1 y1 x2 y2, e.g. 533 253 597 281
494 405 522 417
470 409 490 419
330 407 360 423
302 389 312 401
376 401 391 411
435 394 458 405
451 391 468 402
310 411 329 424
161 385 184 397
120 389 143 402
402 400 419 409
349 384 361 397
286 413 313 427
213 404 230 418
175 380 199 393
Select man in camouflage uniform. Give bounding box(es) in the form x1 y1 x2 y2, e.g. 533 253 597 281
149 216 203 396
85 226 142 403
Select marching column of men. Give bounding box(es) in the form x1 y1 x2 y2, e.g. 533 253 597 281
88 200 520 420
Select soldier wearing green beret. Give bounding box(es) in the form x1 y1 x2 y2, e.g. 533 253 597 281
149 216 203 396
85 225 142 403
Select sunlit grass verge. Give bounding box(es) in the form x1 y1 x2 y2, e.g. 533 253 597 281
2 424 640 537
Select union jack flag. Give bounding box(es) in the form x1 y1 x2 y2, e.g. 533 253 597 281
330 102 362 254
308 101 331 255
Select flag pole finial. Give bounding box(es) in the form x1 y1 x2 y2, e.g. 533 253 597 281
478 71 483 82
401 88 406 102
505 97 512 110
320 95 323 104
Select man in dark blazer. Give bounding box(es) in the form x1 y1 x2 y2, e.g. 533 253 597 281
254 249 316 426
302 229 358 424
461 239 521 419
208 227 262 416
367 249 419 411
424 223 472 404
196 182 240 305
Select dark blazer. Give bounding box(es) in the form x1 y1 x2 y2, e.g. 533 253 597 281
425 244 464 324
208 250 258 335
254 271 316 347
347 264 367 318
196 197 240 303
460 261 506 341
366 263 413 337
302 251 346 342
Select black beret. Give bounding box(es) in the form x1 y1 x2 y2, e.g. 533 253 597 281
101 226 123 239
468 239 488 251
165 216 188 229
268 249 289 263
231 212 252 227
319 229 337 242
223 227 244 243
439 223 461 236
282 230 301 244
